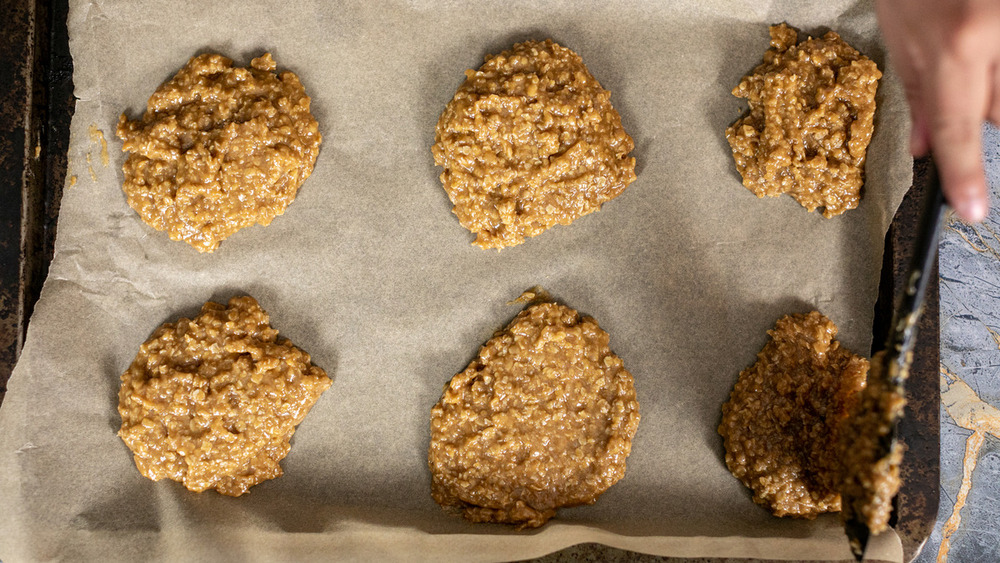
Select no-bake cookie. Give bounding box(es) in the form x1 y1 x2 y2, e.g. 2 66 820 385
719 311 868 517
118 296 331 496
117 53 322 252
429 301 640 527
433 40 636 249
726 24 881 217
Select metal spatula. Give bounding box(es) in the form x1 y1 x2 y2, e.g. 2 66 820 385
844 158 945 560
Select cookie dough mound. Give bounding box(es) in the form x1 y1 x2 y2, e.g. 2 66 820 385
726 24 881 217
428 302 640 527
116 53 322 252
719 311 868 518
118 296 331 496
432 39 636 249
837 352 905 534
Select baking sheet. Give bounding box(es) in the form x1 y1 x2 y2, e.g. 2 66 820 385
0 0 913 561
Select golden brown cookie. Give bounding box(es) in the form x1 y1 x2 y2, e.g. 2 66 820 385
726 24 881 217
719 311 868 517
432 39 636 249
117 53 322 252
118 296 331 496
428 301 640 527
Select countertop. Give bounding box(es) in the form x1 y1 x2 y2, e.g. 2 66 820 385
921 125 1000 562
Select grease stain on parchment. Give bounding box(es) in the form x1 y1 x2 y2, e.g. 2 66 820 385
88 123 109 167
85 123 109 182
85 153 97 182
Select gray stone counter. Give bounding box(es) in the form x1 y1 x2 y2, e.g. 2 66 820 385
917 125 1000 561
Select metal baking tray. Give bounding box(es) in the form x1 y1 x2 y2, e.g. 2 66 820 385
0 0 938 560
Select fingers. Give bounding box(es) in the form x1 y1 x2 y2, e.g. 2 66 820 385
992 64 1000 126
896 56 931 156
927 55 990 221
880 27 932 156
910 108 931 158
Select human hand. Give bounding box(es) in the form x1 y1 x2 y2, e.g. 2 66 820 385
876 0 1000 222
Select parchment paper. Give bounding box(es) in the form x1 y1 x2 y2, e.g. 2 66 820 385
0 1 914 561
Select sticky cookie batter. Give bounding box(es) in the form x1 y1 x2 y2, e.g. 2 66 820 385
117 53 322 252
726 24 881 217
433 39 636 249
428 301 640 527
837 351 905 533
118 296 331 496
719 312 868 517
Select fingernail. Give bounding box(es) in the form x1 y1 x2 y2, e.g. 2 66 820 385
956 198 988 222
